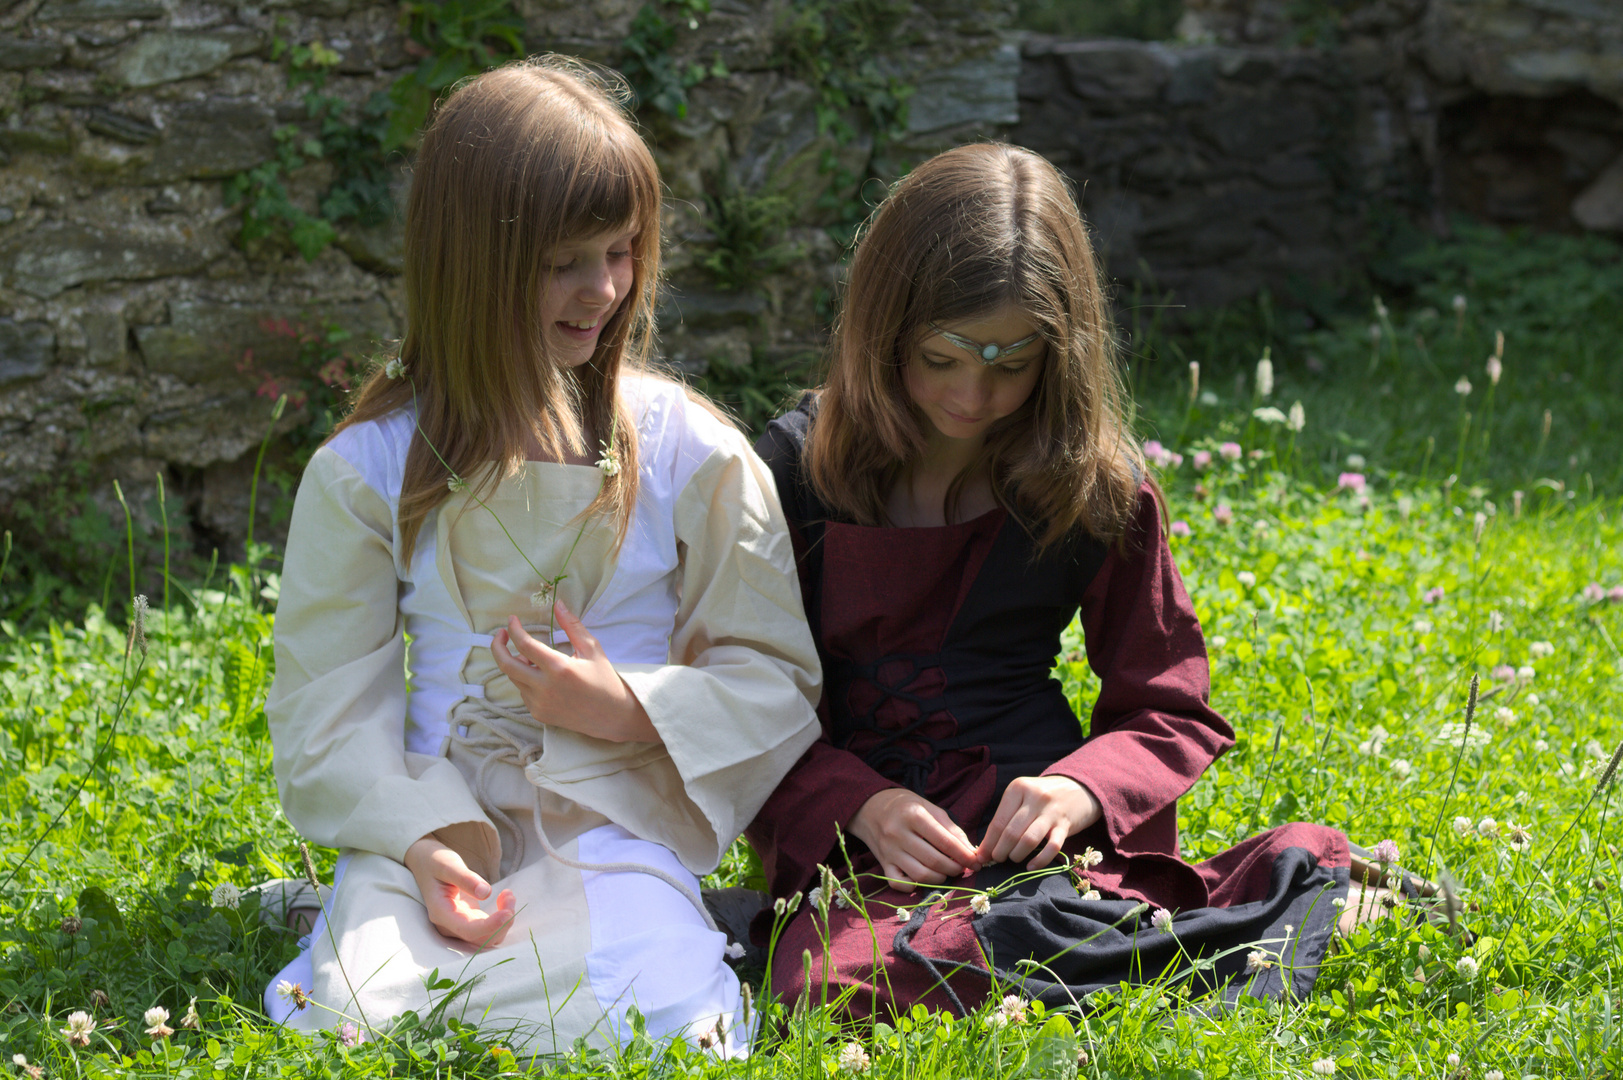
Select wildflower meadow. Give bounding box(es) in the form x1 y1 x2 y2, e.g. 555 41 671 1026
1 220 1621 1077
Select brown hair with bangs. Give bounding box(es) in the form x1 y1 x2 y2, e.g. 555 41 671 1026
335 56 661 563
806 142 1145 550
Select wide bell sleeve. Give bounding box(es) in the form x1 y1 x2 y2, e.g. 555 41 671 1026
266 446 495 863
529 430 824 877
1041 484 1235 857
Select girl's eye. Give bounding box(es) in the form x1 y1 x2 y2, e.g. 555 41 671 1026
550 260 575 273
609 249 633 260
995 364 1030 377
922 356 955 371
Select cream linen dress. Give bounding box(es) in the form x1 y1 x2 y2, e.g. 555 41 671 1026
261 374 822 1054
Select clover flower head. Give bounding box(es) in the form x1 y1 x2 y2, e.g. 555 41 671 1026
1213 503 1233 526
1506 822 1532 852
1391 758 1412 779
1477 817 1499 839
1237 570 1257 588
61 1010 96 1046
1423 586 1445 604
1081 888 1102 900
970 893 991 916
1219 441 1242 461
144 1006 173 1039
1517 665 1535 681
595 441 621 476
1245 949 1273 973
1193 449 1212 470
531 582 555 610
275 980 310 1011
1331 896 1346 909
337 1022 364 1048
1371 839 1400 864
1455 956 1479 978
1447 1052 1461 1069
1533 739 1549 752
1529 641 1554 658
211 882 241 910
1485 1070 1504 1080
1583 582 1606 603
1337 472 1366 494
1455 376 1473 395
181 997 200 1030
447 475 468 493
1413 619 1432 634
1311 1058 1336 1076
836 1041 871 1072
895 907 910 922
1151 907 1174 933
1611 585 1623 603
997 994 1027 1025
384 358 405 380
807 886 824 911
1453 815 1473 836
1077 846 1104 869
1494 706 1513 724
1526 693 1540 708
1490 664 1516 683
1170 520 1191 538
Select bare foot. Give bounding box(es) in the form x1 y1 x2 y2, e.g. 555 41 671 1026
286 906 320 935
1337 884 1398 935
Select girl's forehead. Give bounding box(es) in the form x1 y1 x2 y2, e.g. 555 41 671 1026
924 305 1042 346
552 222 640 249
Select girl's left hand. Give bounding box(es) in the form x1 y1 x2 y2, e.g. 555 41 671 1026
491 600 661 744
976 775 1101 870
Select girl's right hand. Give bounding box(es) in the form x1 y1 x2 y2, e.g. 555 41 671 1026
403 836 516 948
848 788 980 892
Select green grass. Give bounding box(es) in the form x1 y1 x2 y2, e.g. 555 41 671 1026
2 218 1622 1076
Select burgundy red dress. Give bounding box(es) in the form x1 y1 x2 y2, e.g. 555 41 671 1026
745 398 1350 1017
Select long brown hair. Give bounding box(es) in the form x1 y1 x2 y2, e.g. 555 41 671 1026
806 142 1144 550
335 56 662 563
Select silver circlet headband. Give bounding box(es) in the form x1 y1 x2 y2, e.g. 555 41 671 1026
928 323 1041 364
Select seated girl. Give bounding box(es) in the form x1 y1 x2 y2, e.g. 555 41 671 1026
747 143 1368 1017
263 58 821 1054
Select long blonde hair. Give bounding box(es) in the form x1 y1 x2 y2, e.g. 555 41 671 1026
807 143 1144 550
335 57 662 563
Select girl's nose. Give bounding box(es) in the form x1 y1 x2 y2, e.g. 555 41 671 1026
579 259 617 306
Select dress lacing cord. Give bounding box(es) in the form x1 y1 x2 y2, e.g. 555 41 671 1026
828 653 949 794
443 696 718 934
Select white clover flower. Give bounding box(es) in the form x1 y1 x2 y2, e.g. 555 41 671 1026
1453 815 1473 836
1151 908 1174 933
447 475 468 493
1253 406 1287 425
1517 665 1535 681
1245 949 1272 973
807 886 824 911
836 1041 871 1072
1345 453 1366 470
1081 889 1101 901
1494 706 1513 724
595 441 621 476
1533 739 1549 752
1077 846 1104 869
1477 817 1499 839
1488 611 1504 633
180 997 200 1030
1358 724 1389 757
1256 356 1274 398
1486 1070 1504 1080
833 889 850 909
144 1006 173 1039
1391 758 1412 779
998 994 1027 1024
531 583 555 610
895 907 910 922
383 358 405 380
1455 376 1472 396
1412 619 1432 634
1210 635 1227 649
12 1055 27 1067
1331 896 1346 909
1586 739 1607 760
1287 401 1306 431
60 1010 96 1046
1311 1058 1336 1076
1201 390 1218 406
1435 722 1490 751
1529 641 1554 658
211 882 241 910
1447 1052 1461 1068
1237 571 1257 588
1456 956 1479 978
1506 823 1532 852
970 893 991 916
1525 693 1540 708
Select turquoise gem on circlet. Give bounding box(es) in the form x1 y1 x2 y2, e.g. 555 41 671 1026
928 323 1041 364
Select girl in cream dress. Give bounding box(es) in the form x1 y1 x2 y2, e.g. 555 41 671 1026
261 58 821 1055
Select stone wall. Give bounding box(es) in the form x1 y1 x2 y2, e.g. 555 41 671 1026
0 0 1016 572
0 0 1618 578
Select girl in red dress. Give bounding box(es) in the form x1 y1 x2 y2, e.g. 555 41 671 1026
747 143 1367 1018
